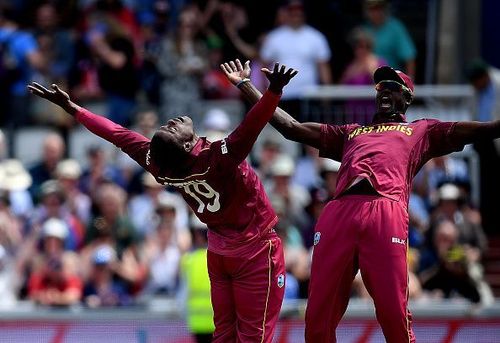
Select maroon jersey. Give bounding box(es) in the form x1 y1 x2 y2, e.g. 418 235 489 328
75 91 282 256
319 119 466 205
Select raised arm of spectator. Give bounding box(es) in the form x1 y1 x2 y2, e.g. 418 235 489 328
220 61 297 162
27 82 154 172
221 59 323 149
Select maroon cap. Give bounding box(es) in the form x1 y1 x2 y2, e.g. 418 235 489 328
374 66 414 94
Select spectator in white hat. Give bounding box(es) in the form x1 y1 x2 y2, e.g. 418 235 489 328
267 154 310 229
31 180 85 251
202 108 232 142
0 159 34 221
56 159 91 225
431 183 488 262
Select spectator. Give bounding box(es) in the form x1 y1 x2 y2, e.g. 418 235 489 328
85 183 138 257
83 183 145 291
201 34 241 100
302 187 328 249
79 145 126 196
0 244 20 309
271 195 309 299
0 189 22 252
83 244 132 307
115 108 160 192
201 108 231 142
291 145 323 190
157 7 207 123
32 3 74 79
0 4 44 132
28 132 65 198
340 27 386 124
31 180 85 251
466 59 500 234
128 172 189 238
27 255 82 307
56 159 91 225
419 220 489 304
253 138 282 183
260 0 331 116
267 154 310 229
86 14 140 126
319 158 341 201
179 216 214 343
363 0 416 77
31 3 75 129
17 217 78 298
137 1 171 106
431 183 488 259
142 217 181 295
0 159 34 221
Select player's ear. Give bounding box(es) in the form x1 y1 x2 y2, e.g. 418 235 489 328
184 142 191 152
404 92 413 105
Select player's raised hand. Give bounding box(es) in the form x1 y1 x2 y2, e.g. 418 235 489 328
261 63 298 94
220 59 251 85
27 82 78 115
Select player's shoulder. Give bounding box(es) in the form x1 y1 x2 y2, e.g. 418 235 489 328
409 117 443 130
410 117 441 124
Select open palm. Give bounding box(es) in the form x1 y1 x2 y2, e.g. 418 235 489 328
220 59 251 85
27 82 71 106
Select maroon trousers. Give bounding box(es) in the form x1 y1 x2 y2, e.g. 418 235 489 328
208 232 285 342
306 195 416 343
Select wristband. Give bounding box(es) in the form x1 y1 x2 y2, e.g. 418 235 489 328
236 78 251 88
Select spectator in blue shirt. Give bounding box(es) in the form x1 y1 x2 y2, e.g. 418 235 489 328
363 0 416 78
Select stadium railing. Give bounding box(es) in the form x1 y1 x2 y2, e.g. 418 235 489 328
0 298 499 342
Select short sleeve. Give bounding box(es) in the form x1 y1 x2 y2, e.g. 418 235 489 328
314 31 332 61
424 119 466 158
319 124 351 160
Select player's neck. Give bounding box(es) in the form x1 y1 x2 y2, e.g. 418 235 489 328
372 112 407 124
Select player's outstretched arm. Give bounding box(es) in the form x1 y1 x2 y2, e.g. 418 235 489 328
28 82 153 171
220 61 297 162
221 59 323 149
452 120 500 145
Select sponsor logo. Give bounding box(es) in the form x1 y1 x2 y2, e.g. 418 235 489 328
221 139 228 155
277 274 285 288
314 232 321 246
392 237 406 245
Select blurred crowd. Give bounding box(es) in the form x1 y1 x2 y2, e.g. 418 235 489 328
0 0 495 310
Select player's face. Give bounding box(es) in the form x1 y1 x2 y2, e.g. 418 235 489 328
375 81 409 121
156 116 195 148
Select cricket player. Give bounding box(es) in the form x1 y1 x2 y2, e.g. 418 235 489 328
28 62 297 342
222 59 500 342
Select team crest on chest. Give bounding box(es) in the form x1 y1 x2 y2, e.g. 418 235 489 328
314 232 321 246
277 274 285 288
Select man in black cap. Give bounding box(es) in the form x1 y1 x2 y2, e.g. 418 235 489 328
222 58 500 342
